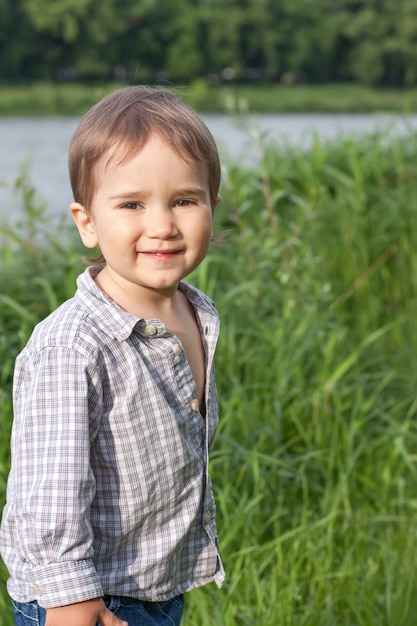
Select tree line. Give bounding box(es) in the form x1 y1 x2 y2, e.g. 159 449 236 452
1 0 417 87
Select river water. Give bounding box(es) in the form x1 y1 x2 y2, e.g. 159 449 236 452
1 113 417 221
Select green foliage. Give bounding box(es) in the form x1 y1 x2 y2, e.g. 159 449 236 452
2 130 417 623
3 0 417 87
22 0 91 42
339 0 417 86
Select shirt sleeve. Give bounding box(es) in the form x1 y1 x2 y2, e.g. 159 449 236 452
11 345 104 608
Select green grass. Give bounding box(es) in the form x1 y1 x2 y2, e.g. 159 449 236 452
2 81 417 115
1 128 417 624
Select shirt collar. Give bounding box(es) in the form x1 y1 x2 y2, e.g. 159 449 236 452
75 266 217 342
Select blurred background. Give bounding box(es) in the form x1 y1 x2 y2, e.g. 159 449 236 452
2 0 417 93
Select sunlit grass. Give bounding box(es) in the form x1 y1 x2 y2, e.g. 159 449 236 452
2 81 417 115
1 128 417 624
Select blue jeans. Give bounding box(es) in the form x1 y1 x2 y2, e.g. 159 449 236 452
12 594 184 625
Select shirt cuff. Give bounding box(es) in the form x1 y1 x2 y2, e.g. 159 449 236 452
27 560 104 608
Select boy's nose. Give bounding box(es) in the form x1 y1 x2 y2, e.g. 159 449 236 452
146 207 179 238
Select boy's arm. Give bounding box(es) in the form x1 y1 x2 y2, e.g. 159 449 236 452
45 598 128 626
12 346 104 607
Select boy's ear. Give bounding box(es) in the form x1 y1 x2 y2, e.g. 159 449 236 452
70 202 98 249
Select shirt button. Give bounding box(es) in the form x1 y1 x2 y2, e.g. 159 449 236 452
172 343 182 356
143 324 157 337
191 399 199 412
33 583 42 596
203 511 211 525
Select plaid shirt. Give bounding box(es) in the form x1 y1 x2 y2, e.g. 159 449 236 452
0 266 225 609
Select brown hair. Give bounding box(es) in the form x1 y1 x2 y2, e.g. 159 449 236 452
69 85 221 214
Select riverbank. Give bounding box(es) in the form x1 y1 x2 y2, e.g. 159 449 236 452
1 81 417 115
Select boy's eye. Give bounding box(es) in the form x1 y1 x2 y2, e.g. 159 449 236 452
174 199 194 207
122 202 142 210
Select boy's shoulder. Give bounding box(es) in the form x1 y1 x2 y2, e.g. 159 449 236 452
24 294 93 356
21 268 123 358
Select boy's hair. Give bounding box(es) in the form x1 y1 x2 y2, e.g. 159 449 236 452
69 85 221 213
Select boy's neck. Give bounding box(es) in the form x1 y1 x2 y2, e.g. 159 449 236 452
94 266 183 320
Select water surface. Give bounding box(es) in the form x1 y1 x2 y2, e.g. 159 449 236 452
1 113 416 220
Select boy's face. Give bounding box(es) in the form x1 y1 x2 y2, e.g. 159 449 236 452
71 134 220 302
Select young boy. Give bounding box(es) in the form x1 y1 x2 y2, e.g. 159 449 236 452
0 85 225 626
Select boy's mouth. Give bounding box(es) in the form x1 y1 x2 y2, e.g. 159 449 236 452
139 249 183 258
